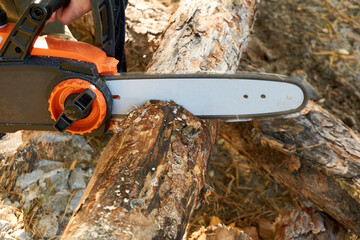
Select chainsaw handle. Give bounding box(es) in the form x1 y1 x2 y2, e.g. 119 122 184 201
48 0 71 13
0 0 70 62
91 0 116 57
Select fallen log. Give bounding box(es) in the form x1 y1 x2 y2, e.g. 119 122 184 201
61 101 217 239
146 0 256 73
220 101 360 235
61 0 257 238
125 0 172 72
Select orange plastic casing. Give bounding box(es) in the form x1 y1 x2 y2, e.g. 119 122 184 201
0 23 119 76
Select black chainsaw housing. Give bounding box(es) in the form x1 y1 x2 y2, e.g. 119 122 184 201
0 0 117 135
0 56 112 136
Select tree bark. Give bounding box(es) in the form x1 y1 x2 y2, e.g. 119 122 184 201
61 101 217 239
61 0 257 238
220 101 360 235
147 0 257 73
125 0 173 72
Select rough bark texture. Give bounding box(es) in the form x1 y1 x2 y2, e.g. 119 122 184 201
220 101 360 235
147 0 257 73
61 101 217 239
125 0 173 72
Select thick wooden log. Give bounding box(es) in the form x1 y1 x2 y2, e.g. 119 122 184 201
220 101 360 235
147 0 257 73
61 0 258 238
61 101 217 239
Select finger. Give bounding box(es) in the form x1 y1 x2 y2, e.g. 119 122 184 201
56 0 91 25
48 12 57 23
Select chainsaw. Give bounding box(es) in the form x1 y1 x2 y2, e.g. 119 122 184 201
0 0 308 136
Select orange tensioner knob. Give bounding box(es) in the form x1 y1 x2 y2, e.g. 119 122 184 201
48 79 107 135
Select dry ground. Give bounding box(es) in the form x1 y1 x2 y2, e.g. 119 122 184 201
0 0 359 239
189 0 360 238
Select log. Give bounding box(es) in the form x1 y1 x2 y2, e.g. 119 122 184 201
61 101 217 239
61 0 257 238
220 101 360 235
147 0 257 73
125 0 172 72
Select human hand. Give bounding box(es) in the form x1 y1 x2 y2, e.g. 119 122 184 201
48 0 92 25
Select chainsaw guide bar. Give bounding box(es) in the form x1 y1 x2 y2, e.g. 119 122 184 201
106 73 308 122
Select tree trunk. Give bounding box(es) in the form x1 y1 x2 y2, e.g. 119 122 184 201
220 101 360 235
61 0 257 239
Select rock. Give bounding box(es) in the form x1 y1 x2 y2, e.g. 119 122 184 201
40 134 94 161
84 168 94 180
1 193 8 199
0 131 22 157
68 168 86 191
1 199 12 206
35 160 64 172
43 189 71 215
9 229 31 240
0 207 18 228
10 202 20 209
36 214 58 239
0 232 16 240
0 220 10 232
39 168 70 191
21 184 40 210
15 170 44 190
70 136 94 154
68 189 85 213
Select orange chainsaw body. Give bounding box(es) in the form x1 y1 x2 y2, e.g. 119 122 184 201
0 23 118 76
